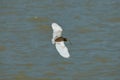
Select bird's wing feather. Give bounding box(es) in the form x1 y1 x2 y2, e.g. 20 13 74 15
51 23 63 44
55 42 70 58
51 23 63 32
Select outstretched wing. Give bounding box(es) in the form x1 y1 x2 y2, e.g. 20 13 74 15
51 23 63 44
55 41 70 58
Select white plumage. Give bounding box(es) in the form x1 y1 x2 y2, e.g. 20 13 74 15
51 23 70 58
55 42 70 58
51 23 63 44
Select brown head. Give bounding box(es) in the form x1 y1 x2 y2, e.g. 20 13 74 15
55 37 67 42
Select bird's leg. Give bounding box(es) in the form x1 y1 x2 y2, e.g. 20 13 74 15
68 39 72 45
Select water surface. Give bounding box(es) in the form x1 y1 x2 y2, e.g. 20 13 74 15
0 0 120 80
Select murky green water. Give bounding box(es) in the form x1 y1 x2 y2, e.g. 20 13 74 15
0 0 120 80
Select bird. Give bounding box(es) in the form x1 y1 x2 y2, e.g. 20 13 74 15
51 22 70 58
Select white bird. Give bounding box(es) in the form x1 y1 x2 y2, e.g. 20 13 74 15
51 23 70 58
